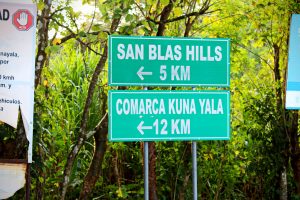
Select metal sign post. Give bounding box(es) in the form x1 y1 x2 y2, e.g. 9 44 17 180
192 142 197 200
108 35 231 200
144 141 149 200
192 87 197 200
143 87 149 200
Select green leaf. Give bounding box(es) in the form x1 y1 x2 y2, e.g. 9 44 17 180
173 7 183 16
161 0 169 6
91 24 102 32
138 28 145 35
125 14 133 22
78 31 86 37
116 187 123 198
37 2 45 11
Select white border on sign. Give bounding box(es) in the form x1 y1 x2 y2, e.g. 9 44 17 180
109 36 231 87
286 91 300 109
109 90 230 141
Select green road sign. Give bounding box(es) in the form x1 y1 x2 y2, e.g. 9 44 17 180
108 35 230 87
109 90 230 141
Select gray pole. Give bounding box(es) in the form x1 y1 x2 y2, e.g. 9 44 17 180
192 141 197 200
192 87 198 200
144 141 149 200
144 87 149 200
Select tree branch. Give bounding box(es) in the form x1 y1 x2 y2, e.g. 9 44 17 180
156 1 174 36
51 17 101 55
59 30 109 45
233 42 273 70
60 9 122 200
147 4 217 26
167 9 218 24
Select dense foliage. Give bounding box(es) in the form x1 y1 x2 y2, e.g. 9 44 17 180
1 0 300 199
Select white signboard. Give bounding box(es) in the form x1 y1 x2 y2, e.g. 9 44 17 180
286 14 300 109
0 2 36 162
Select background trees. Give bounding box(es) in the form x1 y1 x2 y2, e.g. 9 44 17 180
1 0 300 199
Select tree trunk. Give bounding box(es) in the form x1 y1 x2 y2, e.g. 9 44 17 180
148 1 212 198
61 44 108 200
156 2 174 36
273 44 282 111
79 116 108 199
178 143 192 200
272 43 288 200
35 0 52 87
148 142 158 200
144 3 176 200
280 166 288 200
60 14 121 199
290 111 300 194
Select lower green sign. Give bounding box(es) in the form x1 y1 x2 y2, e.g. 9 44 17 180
109 90 230 141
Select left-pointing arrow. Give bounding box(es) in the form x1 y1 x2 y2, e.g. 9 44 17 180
137 66 153 80
137 121 153 135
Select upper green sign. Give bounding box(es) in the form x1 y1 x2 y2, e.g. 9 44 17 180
109 90 230 142
109 35 230 87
